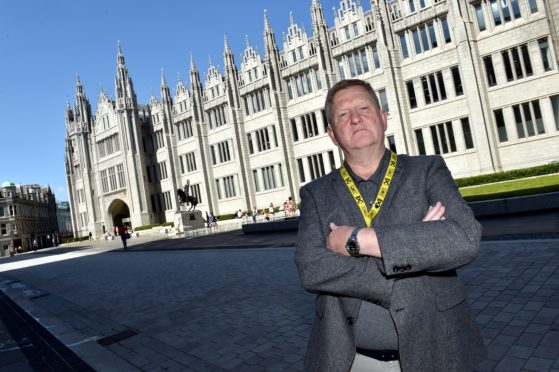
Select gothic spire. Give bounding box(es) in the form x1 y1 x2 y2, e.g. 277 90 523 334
224 33 237 80
160 68 171 104
114 41 137 106
190 53 197 72
75 75 84 95
189 54 201 86
262 8 282 91
311 0 335 88
264 9 271 32
74 75 91 125
65 95 75 125
188 54 203 121
160 68 167 87
263 9 278 60
224 34 230 52
117 40 125 66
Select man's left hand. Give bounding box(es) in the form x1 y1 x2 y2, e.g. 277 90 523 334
326 222 352 256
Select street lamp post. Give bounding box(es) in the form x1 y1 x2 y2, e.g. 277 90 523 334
10 223 17 256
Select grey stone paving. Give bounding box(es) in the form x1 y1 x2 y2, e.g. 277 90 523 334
0 237 557 371
0 318 33 372
461 240 559 372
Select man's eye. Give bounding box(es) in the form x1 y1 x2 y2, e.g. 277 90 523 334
359 106 369 112
338 112 348 119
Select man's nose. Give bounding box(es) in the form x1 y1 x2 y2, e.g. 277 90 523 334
349 109 362 124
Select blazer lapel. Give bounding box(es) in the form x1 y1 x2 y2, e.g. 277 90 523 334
371 154 405 227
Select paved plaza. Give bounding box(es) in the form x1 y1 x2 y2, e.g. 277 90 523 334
0 228 557 371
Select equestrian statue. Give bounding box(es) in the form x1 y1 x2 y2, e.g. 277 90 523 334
177 180 198 211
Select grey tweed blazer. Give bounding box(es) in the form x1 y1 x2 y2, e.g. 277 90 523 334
295 153 486 372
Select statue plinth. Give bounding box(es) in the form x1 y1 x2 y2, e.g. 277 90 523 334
174 210 205 232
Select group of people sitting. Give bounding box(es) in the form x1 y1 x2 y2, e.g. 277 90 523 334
234 197 298 223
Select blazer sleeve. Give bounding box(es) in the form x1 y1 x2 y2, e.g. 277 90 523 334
294 184 393 309
375 156 482 277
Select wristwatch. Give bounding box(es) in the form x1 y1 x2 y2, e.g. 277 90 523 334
345 227 361 257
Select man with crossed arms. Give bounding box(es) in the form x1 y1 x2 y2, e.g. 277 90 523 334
295 79 485 371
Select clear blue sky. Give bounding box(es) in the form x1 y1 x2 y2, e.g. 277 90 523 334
0 0 346 202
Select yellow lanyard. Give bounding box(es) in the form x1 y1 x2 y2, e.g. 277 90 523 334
340 151 397 227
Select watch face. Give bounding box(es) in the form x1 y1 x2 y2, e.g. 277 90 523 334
346 239 359 256
346 227 361 256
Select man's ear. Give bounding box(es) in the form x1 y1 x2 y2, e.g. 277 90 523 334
327 126 339 146
381 111 388 132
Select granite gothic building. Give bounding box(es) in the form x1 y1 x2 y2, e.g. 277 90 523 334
65 0 559 238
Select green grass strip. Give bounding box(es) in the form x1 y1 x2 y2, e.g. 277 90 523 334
460 174 559 202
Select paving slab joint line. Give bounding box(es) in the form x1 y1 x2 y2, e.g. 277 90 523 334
0 276 234 371
0 276 138 371
0 289 95 371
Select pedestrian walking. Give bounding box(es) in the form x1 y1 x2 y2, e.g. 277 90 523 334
117 224 129 249
210 213 218 231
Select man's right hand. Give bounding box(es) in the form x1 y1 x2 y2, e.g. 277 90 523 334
422 201 446 221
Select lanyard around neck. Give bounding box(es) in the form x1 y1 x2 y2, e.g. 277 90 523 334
340 151 397 227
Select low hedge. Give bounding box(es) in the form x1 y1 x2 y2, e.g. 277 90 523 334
455 163 559 188
134 224 162 231
217 213 235 221
60 236 89 244
60 236 73 244
135 222 174 230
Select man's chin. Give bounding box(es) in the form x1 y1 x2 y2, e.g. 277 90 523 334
349 139 384 152
351 134 375 144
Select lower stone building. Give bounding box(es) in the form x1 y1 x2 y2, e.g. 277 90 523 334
0 181 59 255
65 0 559 238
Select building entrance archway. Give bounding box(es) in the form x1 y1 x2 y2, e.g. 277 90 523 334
107 199 131 229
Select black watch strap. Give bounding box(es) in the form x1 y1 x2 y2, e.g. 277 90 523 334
346 227 361 257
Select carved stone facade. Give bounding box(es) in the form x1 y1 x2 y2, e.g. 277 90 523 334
0 181 58 254
65 0 559 238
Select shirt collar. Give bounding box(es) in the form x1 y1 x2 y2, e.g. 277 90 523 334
343 148 390 185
